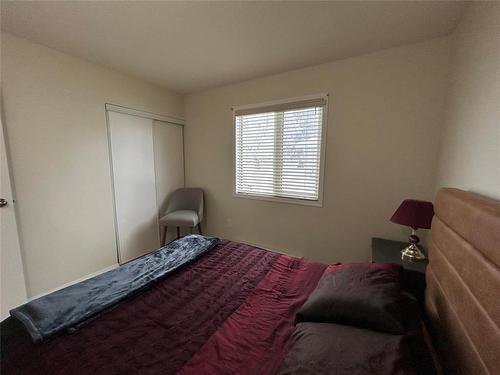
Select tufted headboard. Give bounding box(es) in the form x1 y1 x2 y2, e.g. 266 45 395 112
425 188 500 374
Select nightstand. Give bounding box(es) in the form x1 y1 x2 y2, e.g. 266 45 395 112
371 237 428 305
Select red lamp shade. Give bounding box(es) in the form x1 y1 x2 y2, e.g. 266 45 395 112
390 199 434 229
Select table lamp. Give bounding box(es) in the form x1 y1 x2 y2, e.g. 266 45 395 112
390 199 434 261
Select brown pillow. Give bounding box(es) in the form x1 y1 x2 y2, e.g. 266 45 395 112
296 264 405 334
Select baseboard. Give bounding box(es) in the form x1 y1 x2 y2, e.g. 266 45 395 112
29 264 119 301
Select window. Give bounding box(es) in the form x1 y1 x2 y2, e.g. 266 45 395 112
234 95 327 205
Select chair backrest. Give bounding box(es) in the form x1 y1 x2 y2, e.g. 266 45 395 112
165 188 204 221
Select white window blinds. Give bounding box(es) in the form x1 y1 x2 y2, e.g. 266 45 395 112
235 96 326 202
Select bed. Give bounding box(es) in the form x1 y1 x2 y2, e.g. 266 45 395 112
1 241 328 374
1 188 498 374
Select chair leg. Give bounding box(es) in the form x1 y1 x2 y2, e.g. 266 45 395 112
197 223 202 235
161 226 168 246
177 227 180 239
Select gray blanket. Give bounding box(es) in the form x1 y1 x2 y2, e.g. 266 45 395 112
10 235 220 342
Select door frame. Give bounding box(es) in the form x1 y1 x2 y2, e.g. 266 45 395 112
105 103 185 125
1 95 28 312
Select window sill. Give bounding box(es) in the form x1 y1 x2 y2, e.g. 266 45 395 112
233 192 323 207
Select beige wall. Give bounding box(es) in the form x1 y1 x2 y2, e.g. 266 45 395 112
184 38 450 264
1 33 183 297
435 3 500 200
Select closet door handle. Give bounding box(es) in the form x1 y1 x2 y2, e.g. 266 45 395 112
0 198 8 207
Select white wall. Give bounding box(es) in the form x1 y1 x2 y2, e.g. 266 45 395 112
1 33 184 297
435 3 500 200
184 38 450 264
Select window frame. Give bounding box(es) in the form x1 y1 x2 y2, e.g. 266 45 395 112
232 93 329 207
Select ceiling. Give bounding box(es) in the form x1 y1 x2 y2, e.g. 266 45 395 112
1 1 465 94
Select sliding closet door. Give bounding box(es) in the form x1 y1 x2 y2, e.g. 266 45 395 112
108 111 159 263
153 120 184 212
153 120 185 243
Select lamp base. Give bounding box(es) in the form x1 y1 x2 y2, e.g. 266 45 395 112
401 244 426 261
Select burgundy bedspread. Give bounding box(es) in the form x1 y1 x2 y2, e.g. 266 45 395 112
1 241 326 375
179 253 325 375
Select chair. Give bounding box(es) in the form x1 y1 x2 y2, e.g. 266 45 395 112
160 188 204 244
